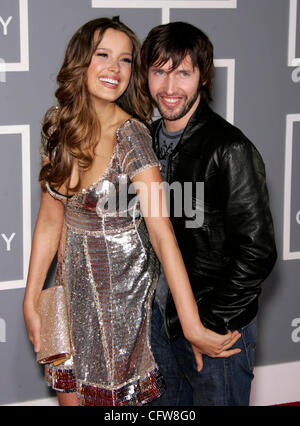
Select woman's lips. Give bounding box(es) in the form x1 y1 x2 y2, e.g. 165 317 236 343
99 77 120 89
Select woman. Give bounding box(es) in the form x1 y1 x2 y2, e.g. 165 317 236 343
23 17 240 406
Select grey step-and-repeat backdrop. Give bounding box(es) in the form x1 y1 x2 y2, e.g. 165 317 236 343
0 0 299 406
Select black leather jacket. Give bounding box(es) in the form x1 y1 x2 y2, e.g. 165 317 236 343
152 100 277 339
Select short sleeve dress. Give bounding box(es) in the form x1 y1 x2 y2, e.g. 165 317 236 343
40 111 165 406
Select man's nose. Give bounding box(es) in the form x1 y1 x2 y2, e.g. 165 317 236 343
164 75 176 93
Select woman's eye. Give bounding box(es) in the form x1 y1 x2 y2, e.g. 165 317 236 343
122 58 132 64
96 52 108 58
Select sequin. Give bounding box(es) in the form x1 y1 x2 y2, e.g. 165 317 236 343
41 118 165 405
45 365 76 393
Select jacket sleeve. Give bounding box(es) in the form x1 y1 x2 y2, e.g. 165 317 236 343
198 139 277 333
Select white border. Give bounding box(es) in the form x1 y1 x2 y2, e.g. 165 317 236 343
3 397 58 406
0 0 29 72
288 0 300 66
92 0 236 123
0 125 31 290
283 114 300 260
250 361 300 406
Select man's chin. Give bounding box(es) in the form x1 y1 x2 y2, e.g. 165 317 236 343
155 104 186 121
154 91 200 122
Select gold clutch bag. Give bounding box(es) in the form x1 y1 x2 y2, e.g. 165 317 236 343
37 286 72 366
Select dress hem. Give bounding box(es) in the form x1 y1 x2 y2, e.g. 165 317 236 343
45 365 165 406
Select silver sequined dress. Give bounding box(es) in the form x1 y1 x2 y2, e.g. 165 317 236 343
40 116 165 405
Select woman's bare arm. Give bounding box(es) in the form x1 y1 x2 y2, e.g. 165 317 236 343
132 166 241 371
23 191 64 352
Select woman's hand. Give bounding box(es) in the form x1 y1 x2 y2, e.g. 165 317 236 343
186 327 241 372
24 306 42 353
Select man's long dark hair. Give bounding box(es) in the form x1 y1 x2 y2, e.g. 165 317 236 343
141 21 214 102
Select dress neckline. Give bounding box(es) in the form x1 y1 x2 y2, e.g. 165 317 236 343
48 117 134 200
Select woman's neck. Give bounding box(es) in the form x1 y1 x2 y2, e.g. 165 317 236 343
93 102 119 128
94 101 131 134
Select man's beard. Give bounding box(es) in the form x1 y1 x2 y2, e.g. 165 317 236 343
154 89 200 121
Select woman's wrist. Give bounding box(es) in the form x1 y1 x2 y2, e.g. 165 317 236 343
182 319 206 343
23 291 40 312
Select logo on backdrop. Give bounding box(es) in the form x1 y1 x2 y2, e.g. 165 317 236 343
288 0 300 81
0 0 29 76
0 125 31 291
0 15 12 35
291 318 300 342
292 67 300 83
1 233 16 252
0 14 12 83
0 318 6 343
0 58 5 83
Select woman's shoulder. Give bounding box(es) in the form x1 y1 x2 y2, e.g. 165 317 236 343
115 117 158 178
116 117 151 142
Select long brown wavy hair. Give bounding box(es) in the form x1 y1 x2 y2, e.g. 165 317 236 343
39 17 152 192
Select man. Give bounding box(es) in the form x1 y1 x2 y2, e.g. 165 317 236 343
141 22 277 406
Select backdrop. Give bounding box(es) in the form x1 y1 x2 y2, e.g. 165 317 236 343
0 0 299 406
